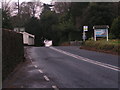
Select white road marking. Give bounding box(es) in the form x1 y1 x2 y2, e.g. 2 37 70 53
52 85 59 90
29 57 32 60
29 57 33 62
21 86 24 88
50 47 120 72
44 75 50 81
38 69 43 73
34 65 38 68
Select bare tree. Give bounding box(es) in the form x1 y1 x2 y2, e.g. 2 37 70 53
2 0 12 14
11 0 42 27
12 0 42 17
54 2 71 13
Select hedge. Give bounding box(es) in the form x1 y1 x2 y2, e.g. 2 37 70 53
2 29 24 80
83 40 120 54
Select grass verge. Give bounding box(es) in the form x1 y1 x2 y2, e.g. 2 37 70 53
81 39 120 55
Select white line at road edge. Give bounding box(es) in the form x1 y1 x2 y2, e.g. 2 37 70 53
38 69 43 73
21 86 24 88
34 65 38 68
50 47 120 72
52 85 59 90
44 75 50 81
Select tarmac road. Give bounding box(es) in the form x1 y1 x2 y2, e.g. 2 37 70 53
29 46 119 88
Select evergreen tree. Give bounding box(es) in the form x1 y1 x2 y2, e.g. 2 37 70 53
110 17 120 39
2 9 13 29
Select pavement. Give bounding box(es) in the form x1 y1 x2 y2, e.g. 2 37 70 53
2 47 53 88
2 46 120 89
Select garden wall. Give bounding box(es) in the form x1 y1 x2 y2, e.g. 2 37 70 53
2 29 24 80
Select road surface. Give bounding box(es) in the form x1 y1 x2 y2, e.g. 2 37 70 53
28 46 119 88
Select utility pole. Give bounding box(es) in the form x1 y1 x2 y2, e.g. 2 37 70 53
18 0 19 13
18 0 20 32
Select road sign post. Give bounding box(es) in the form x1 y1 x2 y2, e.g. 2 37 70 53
107 29 108 41
83 26 88 41
82 31 86 41
94 29 96 41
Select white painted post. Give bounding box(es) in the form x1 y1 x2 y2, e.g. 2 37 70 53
84 31 86 41
107 29 108 41
83 31 86 41
94 30 96 41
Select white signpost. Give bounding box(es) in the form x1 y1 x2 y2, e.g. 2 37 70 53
83 26 88 41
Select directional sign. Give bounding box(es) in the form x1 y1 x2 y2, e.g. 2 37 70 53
83 26 88 31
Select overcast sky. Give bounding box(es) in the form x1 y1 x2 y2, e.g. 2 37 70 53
18 0 52 4
3 0 52 4
0 0 52 8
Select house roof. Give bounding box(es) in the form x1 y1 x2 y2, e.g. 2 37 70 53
20 32 35 38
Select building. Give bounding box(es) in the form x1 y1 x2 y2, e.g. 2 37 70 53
14 27 35 45
20 32 35 45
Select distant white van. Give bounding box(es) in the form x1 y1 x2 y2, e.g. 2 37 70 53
44 40 52 47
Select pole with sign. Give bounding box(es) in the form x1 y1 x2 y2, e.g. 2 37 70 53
83 26 88 41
